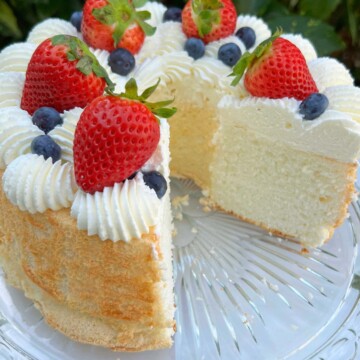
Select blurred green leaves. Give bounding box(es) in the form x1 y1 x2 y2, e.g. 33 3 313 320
0 0 22 38
266 15 345 56
298 0 342 20
0 0 82 49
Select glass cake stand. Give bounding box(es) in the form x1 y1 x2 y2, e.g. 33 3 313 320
1 175 360 360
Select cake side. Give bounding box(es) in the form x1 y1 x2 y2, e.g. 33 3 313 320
0 176 175 351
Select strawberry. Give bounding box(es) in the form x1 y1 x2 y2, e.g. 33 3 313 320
73 78 176 194
230 31 318 100
21 35 114 115
81 0 155 54
182 0 237 44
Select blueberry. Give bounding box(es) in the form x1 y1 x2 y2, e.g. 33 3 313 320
184 38 205 60
108 48 135 76
299 93 329 120
235 27 256 49
31 135 62 163
163 7 182 22
70 11 83 32
218 43 241 67
32 107 63 134
143 171 167 199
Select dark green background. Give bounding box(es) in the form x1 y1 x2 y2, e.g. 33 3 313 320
0 0 359 84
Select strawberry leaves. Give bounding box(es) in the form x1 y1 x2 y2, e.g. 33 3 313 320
108 78 177 119
92 0 156 47
230 29 282 86
192 0 223 37
52 35 115 91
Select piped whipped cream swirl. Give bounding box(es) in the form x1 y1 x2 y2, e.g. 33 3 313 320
49 107 83 163
27 19 79 45
0 107 43 168
0 43 36 73
0 72 25 108
3 154 77 213
71 173 161 242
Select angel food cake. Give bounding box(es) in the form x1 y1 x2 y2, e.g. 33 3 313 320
0 0 360 352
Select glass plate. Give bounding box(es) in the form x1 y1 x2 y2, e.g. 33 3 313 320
1 177 360 360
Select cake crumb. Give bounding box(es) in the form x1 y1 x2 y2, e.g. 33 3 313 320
202 189 209 197
199 196 216 213
308 292 314 300
172 194 189 208
172 227 178 237
291 324 299 331
301 247 309 254
191 227 198 234
174 212 183 221
269 283 279 292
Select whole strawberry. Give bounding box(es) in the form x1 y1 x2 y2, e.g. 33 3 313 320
21 35 114 115
73 78 176 194
182 0 237 44
82 0 155 54
231 32 318 100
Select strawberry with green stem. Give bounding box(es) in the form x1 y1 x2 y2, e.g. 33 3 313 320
73 78 176 194
182 0 237 44
82 0 156 54
230 30 318 100
21 35 114 115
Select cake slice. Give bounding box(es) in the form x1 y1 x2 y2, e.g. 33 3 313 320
0 29 176 350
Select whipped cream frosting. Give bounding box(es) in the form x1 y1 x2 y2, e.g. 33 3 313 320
27 19 79 45
140 1 167 27
0 72 25 108
0 107 43 168
136 22 187 64
308 57 354 92
71 173 161 242
218 95 360 162
0 43 36 73
324 85 360 123
49 107 82 163
3 154 77 213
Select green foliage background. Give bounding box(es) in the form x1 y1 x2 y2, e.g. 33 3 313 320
0 0 359 84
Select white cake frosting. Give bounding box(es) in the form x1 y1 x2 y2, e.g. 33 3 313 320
218 96 360 162
308 58 354 91
0 43 36 73
0 107 43 168
0 72 25 108
2 154 77 213
0 8 359 244
71 173 161 242
27 18 80 45
49 107 82 163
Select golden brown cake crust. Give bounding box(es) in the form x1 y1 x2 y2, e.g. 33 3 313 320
0 170 174 351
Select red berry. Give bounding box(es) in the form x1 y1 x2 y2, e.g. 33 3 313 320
245 38 318 100
20 37 108 115
182 0 237 44
81 0 152 54
73 95 160 194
